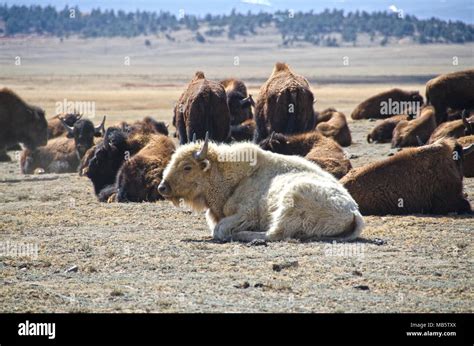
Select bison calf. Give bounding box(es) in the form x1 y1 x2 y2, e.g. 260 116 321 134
158 134 364 242
341 138 471 215
258 131 352 179
367 114 411 144
428 110 474 144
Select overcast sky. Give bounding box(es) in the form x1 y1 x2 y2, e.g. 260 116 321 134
3 0 473 23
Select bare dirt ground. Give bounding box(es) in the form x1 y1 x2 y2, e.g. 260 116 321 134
0 37 473 312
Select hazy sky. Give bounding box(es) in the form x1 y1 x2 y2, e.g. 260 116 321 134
3 0 474 23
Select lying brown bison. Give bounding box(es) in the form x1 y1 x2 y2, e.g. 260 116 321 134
315 108 352 147
20 117 106 174
81 127 154 199
118 116 169 136
0 88 48 161
428 110 474 144
458 135 474 177
173 71 230 144
220 78 254 126
230 119 256 142
341 138 472 215
426 69 474 124
115 134 176 202
351 88 423 120
259 131 352 179
47 113 82 139
254 62 315 143
392 106 437 148
367 114 411 144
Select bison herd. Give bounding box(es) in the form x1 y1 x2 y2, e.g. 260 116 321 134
1 65 473 242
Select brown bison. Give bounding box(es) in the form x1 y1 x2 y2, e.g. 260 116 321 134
315 108 352 147
118 116 169 136
220 78 255 126
115 134 176 202
259 131 352 179
392 106 437 148
81 127 154 199
20 117 106 174
425 69 474 124
367 114 411 143
341 138 471 215
230 119 256 142
0 88 48 161
47 113 82 139
351 88 423 120
173 71 230 145
458 135 474 177
428 110 474 144
254 62 315 143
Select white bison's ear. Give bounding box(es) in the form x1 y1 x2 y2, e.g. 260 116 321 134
200 159 211 172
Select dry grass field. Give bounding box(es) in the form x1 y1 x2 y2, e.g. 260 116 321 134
0 36 473 312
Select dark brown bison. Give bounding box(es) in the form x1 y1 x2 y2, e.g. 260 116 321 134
367 114 411 144
428 110 474 144
259 131 352 179
0 88 48 161
81 127 154 198
47 113 82 139
173 71 230 144
425 69 474 124
20 117 106 174
220 78 255 126
391 106 437 148
254 62 315 143
341 138 471 215
230 119 256 142
315 108 352 147
458 135 474 177
115 134 176 202
351 88 423 120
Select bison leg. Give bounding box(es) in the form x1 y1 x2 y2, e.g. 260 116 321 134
253 113 268 143
213 214 259 242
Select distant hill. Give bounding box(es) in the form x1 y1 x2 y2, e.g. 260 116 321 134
0 5 472 46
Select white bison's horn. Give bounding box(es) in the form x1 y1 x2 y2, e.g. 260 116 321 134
95 116 106 135
194 132 209 160
60 117 74 135
192 133 197 143
463 143 474 156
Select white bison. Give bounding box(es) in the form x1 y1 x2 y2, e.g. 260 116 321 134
158 134 364 242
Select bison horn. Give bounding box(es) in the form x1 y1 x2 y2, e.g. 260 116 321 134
95 116 106 135
60 117 74 135
192 133 197 143
416 136 424 146
194 132 209 160
463 144 474 156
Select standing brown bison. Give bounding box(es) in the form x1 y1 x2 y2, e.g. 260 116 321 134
174 71 230 145
220 78 254 126
391 106 437 148
351 88 423 120
315 108 352 147
254 62 315 143
259 131 352 179
425 69 474 124
0 88 48 161
341 138 471 215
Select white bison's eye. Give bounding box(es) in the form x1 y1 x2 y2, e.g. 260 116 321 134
183 165 192 172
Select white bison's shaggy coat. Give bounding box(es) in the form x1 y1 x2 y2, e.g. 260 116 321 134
159 140 364 242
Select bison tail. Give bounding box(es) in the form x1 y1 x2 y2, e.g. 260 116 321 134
343 211 365 241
